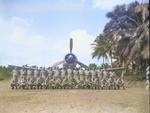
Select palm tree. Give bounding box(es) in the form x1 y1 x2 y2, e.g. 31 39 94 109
91 34 114 68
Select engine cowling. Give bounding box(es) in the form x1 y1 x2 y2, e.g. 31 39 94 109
63 53 78 69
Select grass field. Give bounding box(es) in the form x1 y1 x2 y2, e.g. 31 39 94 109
0 79 149 113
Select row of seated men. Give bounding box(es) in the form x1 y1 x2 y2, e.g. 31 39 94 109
10 66 125 90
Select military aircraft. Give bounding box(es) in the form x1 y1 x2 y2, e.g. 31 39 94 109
8 38 88 70
51 38 88 69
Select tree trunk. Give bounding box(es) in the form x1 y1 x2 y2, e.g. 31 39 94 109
103 56 104 69
121 61 125 78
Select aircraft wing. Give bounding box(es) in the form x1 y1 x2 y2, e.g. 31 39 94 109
8 65 37 70
51 60 65 68
101 67 127 72
76 61 88 68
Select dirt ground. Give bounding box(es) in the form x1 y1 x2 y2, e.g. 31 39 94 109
0 80 149 113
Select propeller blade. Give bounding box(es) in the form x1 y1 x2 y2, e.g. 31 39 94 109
51 60 65 68
70 38 73 53
76 61 88 68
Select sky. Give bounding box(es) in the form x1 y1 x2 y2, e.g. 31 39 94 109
0 0 146 68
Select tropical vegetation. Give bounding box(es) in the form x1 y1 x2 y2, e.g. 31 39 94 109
91 1 149 79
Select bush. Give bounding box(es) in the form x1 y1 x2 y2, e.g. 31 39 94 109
0 66 12 81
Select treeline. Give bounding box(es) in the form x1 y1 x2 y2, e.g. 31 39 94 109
0 66 12 80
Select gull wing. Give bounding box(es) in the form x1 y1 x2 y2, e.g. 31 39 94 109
76 61 88 68
51 60 65 68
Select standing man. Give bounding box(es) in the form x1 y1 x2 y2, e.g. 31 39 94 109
79 67 84 81
61 67 67 79
84 67 90 81
27 67 33 82
91 67 97 82
10 67 20 89
67 66 72 79
40 67 48 82
19 66 27 83
73 67 79 81
97 69 103 81
47 67 53 80
34 67 40 81
53 66 61 80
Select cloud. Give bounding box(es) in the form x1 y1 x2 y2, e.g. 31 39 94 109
12 17 29 26
0 16 54 67
53 29 96 61
69 30 96 59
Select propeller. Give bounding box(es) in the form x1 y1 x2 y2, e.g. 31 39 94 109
70 38 73 53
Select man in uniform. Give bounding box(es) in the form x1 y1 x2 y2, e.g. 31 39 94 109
53 66 61 80
42 76 50 89
93 78 100 89
36 75 43 89
48 78 55 89
61 76 68 89
61 67 67 80
101 76 108 89
55 78 62 89
19 66 27 83
47 67 53 80
34 67 40 81
107 76 116 89
91 68 97 82
67 66 73 79
40 67 48 82
84 77 92 89
27 67 34 82
84 67 90 81
10 67 20 89
79 67 84 81
19 76 28 89
97 69 103 81
115 77 125 90
28 75 36 89
68 76 77 89
73 67 79 81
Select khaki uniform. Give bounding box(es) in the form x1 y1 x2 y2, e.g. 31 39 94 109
49 79 55 88
101 77 108 89
107 77 116 89
55 78 62 88
10 69 20 88
93 78 100 89
115 78 125 90
36 77 43 88
61 77 68 88
28 77 36 89
68 77 77 88
19 77 28 89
